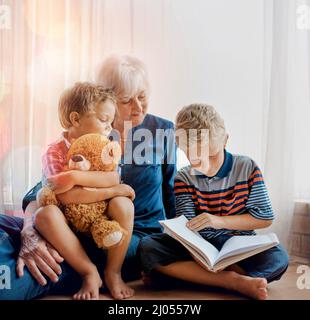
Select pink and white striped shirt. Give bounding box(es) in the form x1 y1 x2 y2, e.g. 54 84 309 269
42 132 71 179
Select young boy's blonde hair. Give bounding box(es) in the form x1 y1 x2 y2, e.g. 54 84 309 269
175 103 227 145
58 82 116 129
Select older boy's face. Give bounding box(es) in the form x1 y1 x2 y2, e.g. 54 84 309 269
178 136 224 173
187 141 210 171
177 136 208 168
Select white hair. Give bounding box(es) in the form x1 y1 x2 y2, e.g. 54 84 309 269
96 54 150 99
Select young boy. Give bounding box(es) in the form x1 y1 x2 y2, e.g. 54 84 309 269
34 82 135 300
140 103 289 300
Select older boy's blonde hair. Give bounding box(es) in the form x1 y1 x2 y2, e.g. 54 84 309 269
175 103 226 145
58 82 116 129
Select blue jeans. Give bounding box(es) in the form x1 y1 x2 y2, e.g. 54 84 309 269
0 214 149 300
139 233 290 283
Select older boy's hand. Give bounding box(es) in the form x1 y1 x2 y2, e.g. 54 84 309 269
186 213 225 231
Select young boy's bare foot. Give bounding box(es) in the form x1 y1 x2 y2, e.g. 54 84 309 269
104 270 135 300
73 271 103 300
228 272 268 300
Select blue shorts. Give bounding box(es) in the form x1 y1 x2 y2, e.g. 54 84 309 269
139 233 289 283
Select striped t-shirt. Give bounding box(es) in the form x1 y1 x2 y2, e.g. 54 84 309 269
174 150 274 239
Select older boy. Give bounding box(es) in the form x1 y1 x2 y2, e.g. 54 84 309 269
140 103 289 300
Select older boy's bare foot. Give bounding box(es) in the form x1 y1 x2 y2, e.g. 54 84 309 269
73 272 102 300
229 272 268 300
104 270 135 299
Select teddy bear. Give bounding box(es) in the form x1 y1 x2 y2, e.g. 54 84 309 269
36 133 126 249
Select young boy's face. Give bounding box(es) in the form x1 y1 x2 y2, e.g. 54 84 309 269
75 99 116 137
178 135 224 173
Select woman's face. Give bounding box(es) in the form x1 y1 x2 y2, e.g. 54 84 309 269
116 89 148 128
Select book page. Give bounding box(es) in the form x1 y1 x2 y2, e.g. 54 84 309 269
213 242 278 272
214 233 279 264
159 215 219 266
163 227 214 268
180 241 215 272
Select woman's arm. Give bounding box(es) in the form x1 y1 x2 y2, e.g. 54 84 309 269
23 200 37 230
162 162 177 219
161 126 177 219
56 184 135 204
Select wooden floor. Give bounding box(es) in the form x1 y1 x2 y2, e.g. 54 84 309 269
41 263 310 300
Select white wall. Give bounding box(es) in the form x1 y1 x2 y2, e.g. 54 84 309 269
95 0 265 165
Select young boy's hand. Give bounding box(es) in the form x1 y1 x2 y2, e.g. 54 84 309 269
186 213 225 231
115 184 136 201
46 171 75 195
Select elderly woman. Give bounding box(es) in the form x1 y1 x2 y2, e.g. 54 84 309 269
0 55 176 300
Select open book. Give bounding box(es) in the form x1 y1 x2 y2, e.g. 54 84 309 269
159 215 279 272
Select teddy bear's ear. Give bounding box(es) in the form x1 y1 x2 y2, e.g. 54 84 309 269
101 141 122 165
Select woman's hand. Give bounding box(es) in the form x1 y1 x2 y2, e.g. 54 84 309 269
46 171 76 195
16 226 64 285
186 213 225 231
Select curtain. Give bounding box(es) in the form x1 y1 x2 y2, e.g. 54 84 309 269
0 0 309 247
262 0 310 246
0 0 110 213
